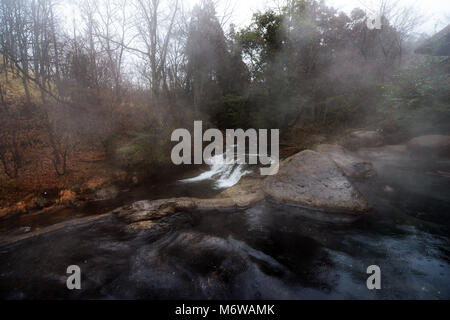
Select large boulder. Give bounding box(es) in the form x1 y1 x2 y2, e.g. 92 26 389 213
407 135 450 156
315 144 376 179
263 150 371 215
344 130 383 150
116 150 372 229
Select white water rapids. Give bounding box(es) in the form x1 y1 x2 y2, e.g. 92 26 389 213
179 152 252 189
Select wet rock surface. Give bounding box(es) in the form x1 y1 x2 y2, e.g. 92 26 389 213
263 150 371 215
115 149 371 227
1 173 449 299
1 138 450 299
115 198 197 224
114 193 264 229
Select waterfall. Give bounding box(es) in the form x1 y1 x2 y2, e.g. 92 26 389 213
179 152 252 189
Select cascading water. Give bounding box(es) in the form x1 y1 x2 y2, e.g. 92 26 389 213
179 148 253 189
1 148 450 300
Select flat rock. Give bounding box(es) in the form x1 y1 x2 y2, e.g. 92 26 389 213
115 198 196 223
115 194 264 224
263 150 371 214
316 144 376 179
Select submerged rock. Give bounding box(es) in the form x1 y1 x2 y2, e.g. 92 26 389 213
263 150 371 215
316 144 376 179
407 135 450 156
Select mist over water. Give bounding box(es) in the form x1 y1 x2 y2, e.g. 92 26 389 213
1 153 449 300
0 0 449 302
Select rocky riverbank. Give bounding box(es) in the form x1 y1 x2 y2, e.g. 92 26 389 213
111 132 450 230
2 132 449 244
1 136 449 299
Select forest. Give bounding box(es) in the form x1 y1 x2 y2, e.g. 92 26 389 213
0 0 449 301
1 0 448 210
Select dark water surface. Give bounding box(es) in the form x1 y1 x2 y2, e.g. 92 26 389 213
0 157 449 299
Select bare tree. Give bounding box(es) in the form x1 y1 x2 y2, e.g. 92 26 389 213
92 0 131 102
132 0 179 103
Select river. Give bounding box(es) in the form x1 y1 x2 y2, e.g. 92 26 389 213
0 150 449 299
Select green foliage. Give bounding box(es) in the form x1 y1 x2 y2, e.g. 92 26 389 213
380 58 450 135
236 10 284 79
232 0 411 132
186 1 249 116
210 95 252 129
